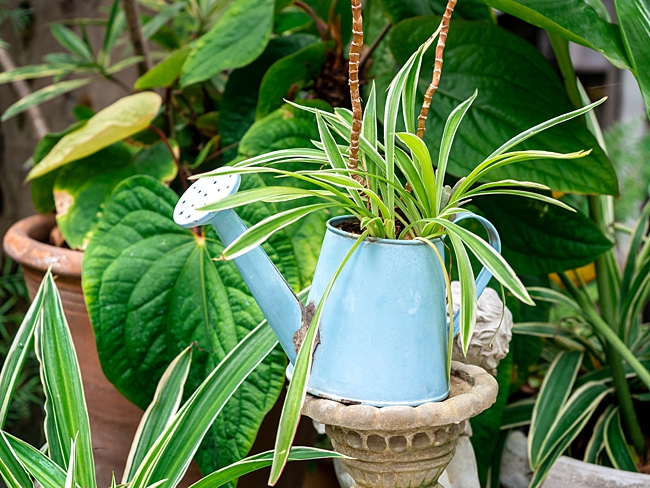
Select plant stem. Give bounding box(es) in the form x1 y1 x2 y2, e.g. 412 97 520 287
294 1 328 41
348 0 363 175
149 125 188 190
417 0 456 139
550 33 647 459
359 22 391 71
0 48 48 139
122 0 151 76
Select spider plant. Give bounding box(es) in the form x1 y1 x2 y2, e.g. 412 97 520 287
195 29 605 355
191 16 606 485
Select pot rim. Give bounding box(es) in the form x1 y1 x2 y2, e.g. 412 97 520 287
2 214 82 278
326 215 442 246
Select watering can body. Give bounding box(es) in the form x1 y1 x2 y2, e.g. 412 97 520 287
174 174 500 407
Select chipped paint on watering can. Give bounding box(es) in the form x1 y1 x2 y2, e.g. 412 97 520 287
174 173 501 407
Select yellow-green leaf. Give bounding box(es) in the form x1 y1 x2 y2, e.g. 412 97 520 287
26 92 162 181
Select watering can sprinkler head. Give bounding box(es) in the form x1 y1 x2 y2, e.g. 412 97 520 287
173 172 304 364
173 173 241 228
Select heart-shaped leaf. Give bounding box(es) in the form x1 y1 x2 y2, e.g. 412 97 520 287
54 141 178 250
388 18 618 196
180 0 275 86
382 0 495 23
476 195 613 275
220 34 318 162
82 172 326 477
482 0 629 69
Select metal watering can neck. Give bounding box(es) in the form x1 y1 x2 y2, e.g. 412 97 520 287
172 173 304 363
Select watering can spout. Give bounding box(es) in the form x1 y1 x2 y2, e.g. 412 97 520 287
173 173 303 363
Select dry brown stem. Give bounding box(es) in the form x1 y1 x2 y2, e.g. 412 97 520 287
348 0 363 176
122 0 151 76
417 0 457 139
0 48 48 139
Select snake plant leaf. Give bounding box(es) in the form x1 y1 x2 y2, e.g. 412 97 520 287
0 275 45 428
54 141 178 250
584 405 613 464
604 407 638 472
537 382 611 468
615 0 650 117
500 397 535 430
81 175 306 478
620 201 650 305
220 34 319 161
481 0 629 69
190 448 347 488
128 317 280 488
2 78 94 123
26 92 162 181
5 433 68 488
0 430 32 488
256 42 329 119
123 346 193 484
64 438 76 488
180 0 275 86
528 400 595 488
35 271 96 488
528 350 582 469
135 47 191 90
388 18 618 196
476 195 613 275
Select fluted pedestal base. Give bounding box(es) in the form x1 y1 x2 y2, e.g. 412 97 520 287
302 362 498 488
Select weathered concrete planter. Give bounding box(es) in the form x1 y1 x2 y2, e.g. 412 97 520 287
542 456 650 488
302 362 498 488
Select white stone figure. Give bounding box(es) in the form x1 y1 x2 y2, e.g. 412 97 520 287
451 282 513 376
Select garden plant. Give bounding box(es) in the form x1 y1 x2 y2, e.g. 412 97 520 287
0 270 342 488
0 0 650 487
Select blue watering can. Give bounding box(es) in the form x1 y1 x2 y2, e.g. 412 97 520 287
174 173 501 406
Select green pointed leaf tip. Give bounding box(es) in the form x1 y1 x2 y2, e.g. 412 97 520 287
181 0 275 86
26 92 162 181
388 18 618 196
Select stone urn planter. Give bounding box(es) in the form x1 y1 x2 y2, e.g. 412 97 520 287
3 214 146 486
302 362 498 488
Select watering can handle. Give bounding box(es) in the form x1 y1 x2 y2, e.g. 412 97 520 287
450 212 502 337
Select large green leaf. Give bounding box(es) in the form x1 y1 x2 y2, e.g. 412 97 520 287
81 175 313 478
256 42 328 119
180 0 275 86
30 121 86 214
476 195 613 275
388 18 618 196
220 34 318 161
481 0 629 69
134 47 191 90
382 0 495 23
614 0 650 118
469 351 513 486
54 141 177 249
26 92 162 180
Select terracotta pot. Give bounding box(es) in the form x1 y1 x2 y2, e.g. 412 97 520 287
3 214 201 486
